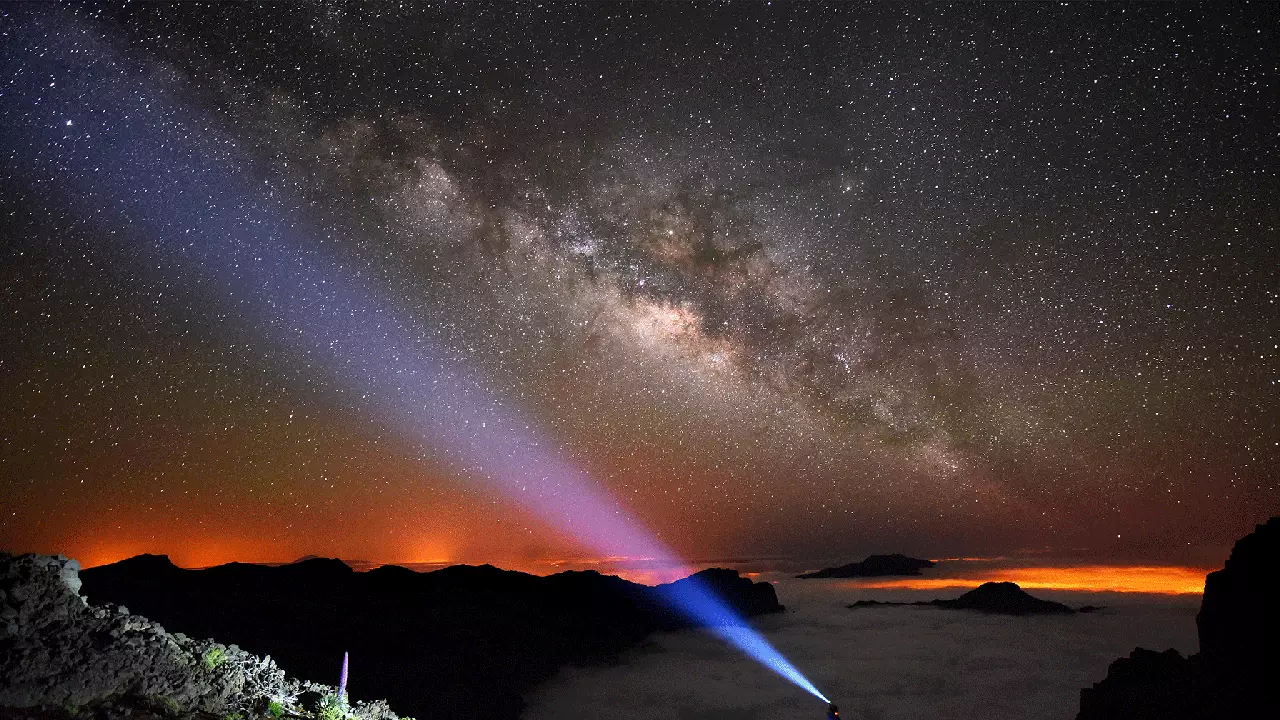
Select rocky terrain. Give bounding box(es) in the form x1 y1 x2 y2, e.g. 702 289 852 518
75 556 782 720
1077 517 1278 719
0 553 398 720
847 581 1082 615
797 553 935 579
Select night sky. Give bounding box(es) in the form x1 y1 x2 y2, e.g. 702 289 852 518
2 2 1276 574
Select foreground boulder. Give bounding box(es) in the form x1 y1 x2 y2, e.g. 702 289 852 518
1077 517 1278 719
0 553 398 720
78 556 783 720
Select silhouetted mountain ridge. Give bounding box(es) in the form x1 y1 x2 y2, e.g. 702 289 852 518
78 556 782 720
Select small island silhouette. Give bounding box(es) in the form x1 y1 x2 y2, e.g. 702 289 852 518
848 581 1092 615
797 553 936 579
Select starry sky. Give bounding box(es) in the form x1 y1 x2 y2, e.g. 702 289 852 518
1 2 1276 573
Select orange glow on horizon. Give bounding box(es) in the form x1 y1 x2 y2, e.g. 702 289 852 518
842 565 1209 595
72 537 1207 595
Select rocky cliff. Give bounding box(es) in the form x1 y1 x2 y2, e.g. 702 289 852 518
1077 517 1278 719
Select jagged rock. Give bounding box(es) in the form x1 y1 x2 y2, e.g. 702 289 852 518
1077 517 1279 719
0 553 399 720
798 553 935 579
1078 648 1215 720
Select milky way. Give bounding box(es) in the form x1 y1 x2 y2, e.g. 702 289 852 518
1 3 1276 570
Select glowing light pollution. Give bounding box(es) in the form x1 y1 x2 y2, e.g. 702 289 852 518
2 12 827 704
845 565 1211 596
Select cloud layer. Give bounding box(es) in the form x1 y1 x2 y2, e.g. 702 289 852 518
524 579 1199 720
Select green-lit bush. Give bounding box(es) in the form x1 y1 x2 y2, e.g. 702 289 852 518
317 693 349 720
202 646 228 671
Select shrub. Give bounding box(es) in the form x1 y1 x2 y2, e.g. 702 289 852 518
317 694 349 720
202 646 228 671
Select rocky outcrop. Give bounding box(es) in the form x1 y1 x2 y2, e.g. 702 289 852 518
1077 517 1279 719
78 556 783 720
659 567 784 619
0 553 399 720
1077 649 1214 720
798 553 935 579
846 581 1078 615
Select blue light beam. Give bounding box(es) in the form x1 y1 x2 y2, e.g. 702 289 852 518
2 12 829 705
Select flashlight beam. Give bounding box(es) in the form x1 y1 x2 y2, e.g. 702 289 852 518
3 12 829 705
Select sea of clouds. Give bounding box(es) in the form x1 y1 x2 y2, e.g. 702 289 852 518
523 576 1199 720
